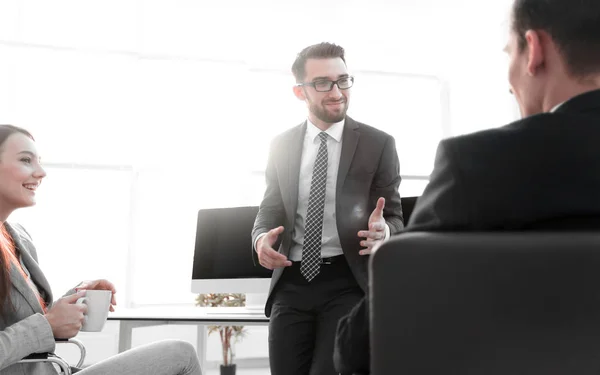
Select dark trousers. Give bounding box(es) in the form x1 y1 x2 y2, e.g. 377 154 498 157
268 255 364 375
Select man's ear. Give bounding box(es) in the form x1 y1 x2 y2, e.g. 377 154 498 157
525 30 545 76
293 85 306 101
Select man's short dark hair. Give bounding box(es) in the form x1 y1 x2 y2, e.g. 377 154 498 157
291 42 346 83
511 0 600 77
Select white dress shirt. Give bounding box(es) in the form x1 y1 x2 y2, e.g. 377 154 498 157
255 118 391 259
288 119 345 261
550 101 565 113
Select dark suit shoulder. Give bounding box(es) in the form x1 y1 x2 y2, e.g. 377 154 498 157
422 109 600 230
442 113 550 149
349 117 394 141
439 110 600 165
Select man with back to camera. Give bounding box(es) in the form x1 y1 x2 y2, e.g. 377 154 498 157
251 42 404 375
334 0 600 373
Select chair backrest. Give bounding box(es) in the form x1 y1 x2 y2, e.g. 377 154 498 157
369 232 600 375
400 196 418 225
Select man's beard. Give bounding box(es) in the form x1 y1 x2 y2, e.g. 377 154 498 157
309 99 348 124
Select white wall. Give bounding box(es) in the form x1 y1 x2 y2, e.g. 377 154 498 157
1 0 518 310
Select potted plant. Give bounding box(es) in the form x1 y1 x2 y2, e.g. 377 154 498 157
196 293 247 375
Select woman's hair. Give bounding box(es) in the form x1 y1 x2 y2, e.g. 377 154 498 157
0 224 16 315
0 125 34 155
0 125 34 315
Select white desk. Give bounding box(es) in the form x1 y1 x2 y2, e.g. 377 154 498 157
107 307 269 369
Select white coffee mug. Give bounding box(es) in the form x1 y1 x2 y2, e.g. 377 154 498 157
76 290 112 332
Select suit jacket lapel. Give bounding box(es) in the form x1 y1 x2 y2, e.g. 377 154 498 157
19 244 52 304
285 122 306 224
8 261 45 314
337 117 360 191
5 223 52 312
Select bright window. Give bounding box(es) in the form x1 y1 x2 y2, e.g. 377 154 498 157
1 0 516 306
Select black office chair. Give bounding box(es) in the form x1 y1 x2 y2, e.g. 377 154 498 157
369 232 600 375
18 338 86 374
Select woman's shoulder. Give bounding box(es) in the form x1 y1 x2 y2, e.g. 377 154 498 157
5 222 34 243
5 222 39 261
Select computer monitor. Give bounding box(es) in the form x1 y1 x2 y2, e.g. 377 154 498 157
191 206 271 312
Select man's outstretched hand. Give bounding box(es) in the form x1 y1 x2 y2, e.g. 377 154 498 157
256 226 292 269
358 197 387 256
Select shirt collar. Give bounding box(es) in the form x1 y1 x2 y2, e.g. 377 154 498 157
550 101 566 113
306 118 345 143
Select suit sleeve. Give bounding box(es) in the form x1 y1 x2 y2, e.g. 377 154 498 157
0 314 56 371
373 135 404 234
251 138 286 264
406 139 470 231
334 296 370 374
1 225 55 370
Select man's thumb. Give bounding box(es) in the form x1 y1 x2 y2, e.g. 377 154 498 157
376 197 385 214
268 226 284 241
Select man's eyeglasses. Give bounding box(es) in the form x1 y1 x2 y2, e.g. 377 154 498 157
296 76 354 92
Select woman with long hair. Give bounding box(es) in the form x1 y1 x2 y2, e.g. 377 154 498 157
0 125 202 374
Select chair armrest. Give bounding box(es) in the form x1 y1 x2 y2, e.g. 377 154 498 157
19 353 71 374
19 337 86 374
56 338 86 368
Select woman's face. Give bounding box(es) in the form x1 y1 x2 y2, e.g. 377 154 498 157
0 133 46 218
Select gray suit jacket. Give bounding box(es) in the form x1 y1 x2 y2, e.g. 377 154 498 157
0 223 57 375
252 116 404 316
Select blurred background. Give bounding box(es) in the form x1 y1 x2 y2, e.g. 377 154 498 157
0 0 517 371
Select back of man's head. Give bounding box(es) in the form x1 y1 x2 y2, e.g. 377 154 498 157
512 0 600 78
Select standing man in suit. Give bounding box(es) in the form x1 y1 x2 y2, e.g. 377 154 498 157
334 0 600 373
252 42 404 375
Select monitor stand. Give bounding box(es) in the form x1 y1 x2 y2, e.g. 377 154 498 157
245 293 268 314
204 293 267 316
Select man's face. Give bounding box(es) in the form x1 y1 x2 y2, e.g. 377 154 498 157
505 30 545 117
294 57 351 127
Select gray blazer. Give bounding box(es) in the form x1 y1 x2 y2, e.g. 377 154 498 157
0 223 57 375
252 116 404 316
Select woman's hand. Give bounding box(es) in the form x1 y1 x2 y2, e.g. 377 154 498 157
45 291 87 339
75 279 117 312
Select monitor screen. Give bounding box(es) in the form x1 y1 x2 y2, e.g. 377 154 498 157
191 206 272 281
